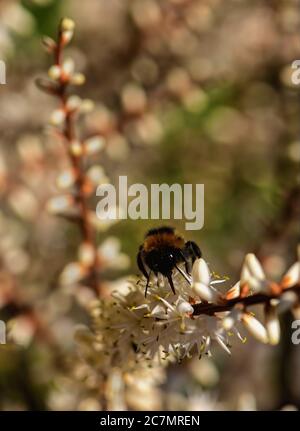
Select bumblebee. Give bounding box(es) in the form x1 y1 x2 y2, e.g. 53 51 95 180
137 226 201 296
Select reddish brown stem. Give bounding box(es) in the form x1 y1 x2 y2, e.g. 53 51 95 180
53 27 100 294
192 284 300 316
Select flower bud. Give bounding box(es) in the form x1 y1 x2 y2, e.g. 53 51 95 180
277 291 298 314
48 65 61 80
71 73 86 85
62 58 75 78
86 166 107 185
121 83 147 114
46 195 74 214
240 254 267 293
177 300 193 315
7 316 35 347
84 136 105 155
281 262 300 289
222 309 240 330
265 305 280 345
292 302 300 319
79 242 96 267
244 254 265 280
67 95 82 111
225 281 240 300
61 18 75 32
69 140 83 157
241 312 268 344
42 36 56 53
81 99 95 113
60 262 86 285
62 30 74 45
192 258 211 286
56 169 76 189
50 109 66 126
8 187 39 220
192 282 220 303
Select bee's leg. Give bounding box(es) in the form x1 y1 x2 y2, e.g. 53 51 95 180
179 250 191 276
184 241 202 273
186 241 202 261
137 250 151 297
145 272 152 298
167 274 176 295
175 264 191 284
137 250 149 279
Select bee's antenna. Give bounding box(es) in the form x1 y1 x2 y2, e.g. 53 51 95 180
175 264 192 285
167 274 176 295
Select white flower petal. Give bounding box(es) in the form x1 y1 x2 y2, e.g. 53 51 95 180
84 136 105 155
60 262 87 285
281 262 300 289
192 282 220 303
241 312 268 344
265 305 280 345
177 301 193 315
225 281 240 300
277 291 298 314
240 254 267 293
244 254 265 280
192 258 211 285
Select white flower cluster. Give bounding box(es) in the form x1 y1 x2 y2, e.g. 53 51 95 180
78 250 300 366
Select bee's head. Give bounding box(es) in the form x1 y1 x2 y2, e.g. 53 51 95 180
145 247 178 276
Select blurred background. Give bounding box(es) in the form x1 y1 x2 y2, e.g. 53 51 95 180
0 0 300 411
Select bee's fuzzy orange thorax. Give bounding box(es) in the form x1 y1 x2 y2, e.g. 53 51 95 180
143 232 185 252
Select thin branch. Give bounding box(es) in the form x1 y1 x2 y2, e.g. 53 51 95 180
49 21 100 294
192 284 300 316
